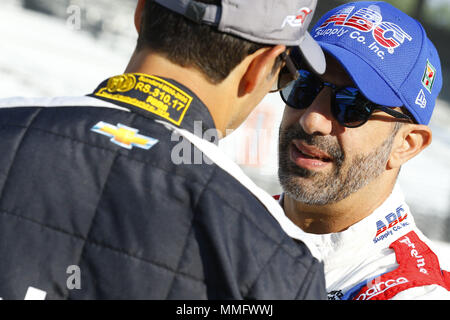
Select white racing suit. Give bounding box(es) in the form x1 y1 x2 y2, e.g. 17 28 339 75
277 184 450 300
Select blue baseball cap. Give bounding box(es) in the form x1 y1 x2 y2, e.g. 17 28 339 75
310 1 442 125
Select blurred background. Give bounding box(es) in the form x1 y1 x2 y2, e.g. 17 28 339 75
0 0 449 254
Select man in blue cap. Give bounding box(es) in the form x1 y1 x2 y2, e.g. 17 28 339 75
276 1 450 299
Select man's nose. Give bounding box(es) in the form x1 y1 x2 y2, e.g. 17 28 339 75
298 88 334 136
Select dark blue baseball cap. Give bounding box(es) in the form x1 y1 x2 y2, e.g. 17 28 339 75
310 1 442 125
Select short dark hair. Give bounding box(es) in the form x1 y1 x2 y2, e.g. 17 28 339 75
137 0 278 84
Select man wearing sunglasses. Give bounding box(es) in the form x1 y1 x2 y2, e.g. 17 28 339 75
276 2 450 300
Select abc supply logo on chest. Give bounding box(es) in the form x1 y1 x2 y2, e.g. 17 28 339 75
373 205 409 243
314 5 412 60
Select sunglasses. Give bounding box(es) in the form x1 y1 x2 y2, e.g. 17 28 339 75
270 50 301 93
280 69 413 128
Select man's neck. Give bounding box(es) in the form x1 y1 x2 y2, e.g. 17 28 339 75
124 49 234 137
283 177 396 234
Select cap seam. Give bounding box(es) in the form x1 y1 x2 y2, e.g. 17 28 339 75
397 18 427 124
399 18 426 90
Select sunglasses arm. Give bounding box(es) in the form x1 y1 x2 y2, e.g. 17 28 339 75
376 106 413 122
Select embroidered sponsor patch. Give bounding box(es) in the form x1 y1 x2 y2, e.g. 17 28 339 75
415 89 427 109
94 73 193 126
354 277 409 300
281 7 313 28
91 121 159 150
373 205 409 244
421 60 436 93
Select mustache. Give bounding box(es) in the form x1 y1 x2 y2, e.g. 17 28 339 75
279 124 345 165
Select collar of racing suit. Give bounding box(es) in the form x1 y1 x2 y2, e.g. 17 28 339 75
89 73 218 143
279 183 414 266
278 183 449 299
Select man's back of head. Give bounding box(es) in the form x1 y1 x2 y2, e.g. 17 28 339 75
127 0 326 135
137 0 270 85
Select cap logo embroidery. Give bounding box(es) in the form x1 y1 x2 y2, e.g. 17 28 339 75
314 5 412 59
421 60 436 93
281 7 312 28
415 89 427 109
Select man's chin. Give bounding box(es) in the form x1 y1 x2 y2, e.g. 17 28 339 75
278 167 341 206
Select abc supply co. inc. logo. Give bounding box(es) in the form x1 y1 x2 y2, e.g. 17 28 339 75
314 5 412 60
373 205 409 244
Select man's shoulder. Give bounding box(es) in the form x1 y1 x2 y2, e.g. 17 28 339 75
0 95 127 111
0 95 215 181
0 95 131 129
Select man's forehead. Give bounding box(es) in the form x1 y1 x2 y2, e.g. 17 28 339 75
321 53 354 87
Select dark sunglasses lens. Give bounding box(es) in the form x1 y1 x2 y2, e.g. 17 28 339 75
275 52 301 91
332 87 371 127
281 70 320 109
277 66 294 90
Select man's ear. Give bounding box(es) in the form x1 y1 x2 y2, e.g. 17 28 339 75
240 45 286 95
387 124 432 169
134 0 146 33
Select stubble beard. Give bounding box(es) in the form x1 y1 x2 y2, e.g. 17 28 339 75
278 124 397 206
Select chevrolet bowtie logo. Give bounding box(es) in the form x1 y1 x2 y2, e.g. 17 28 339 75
91 121 159 150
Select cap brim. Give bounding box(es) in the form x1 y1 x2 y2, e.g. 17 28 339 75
319 43 403 108
298 33 326 75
